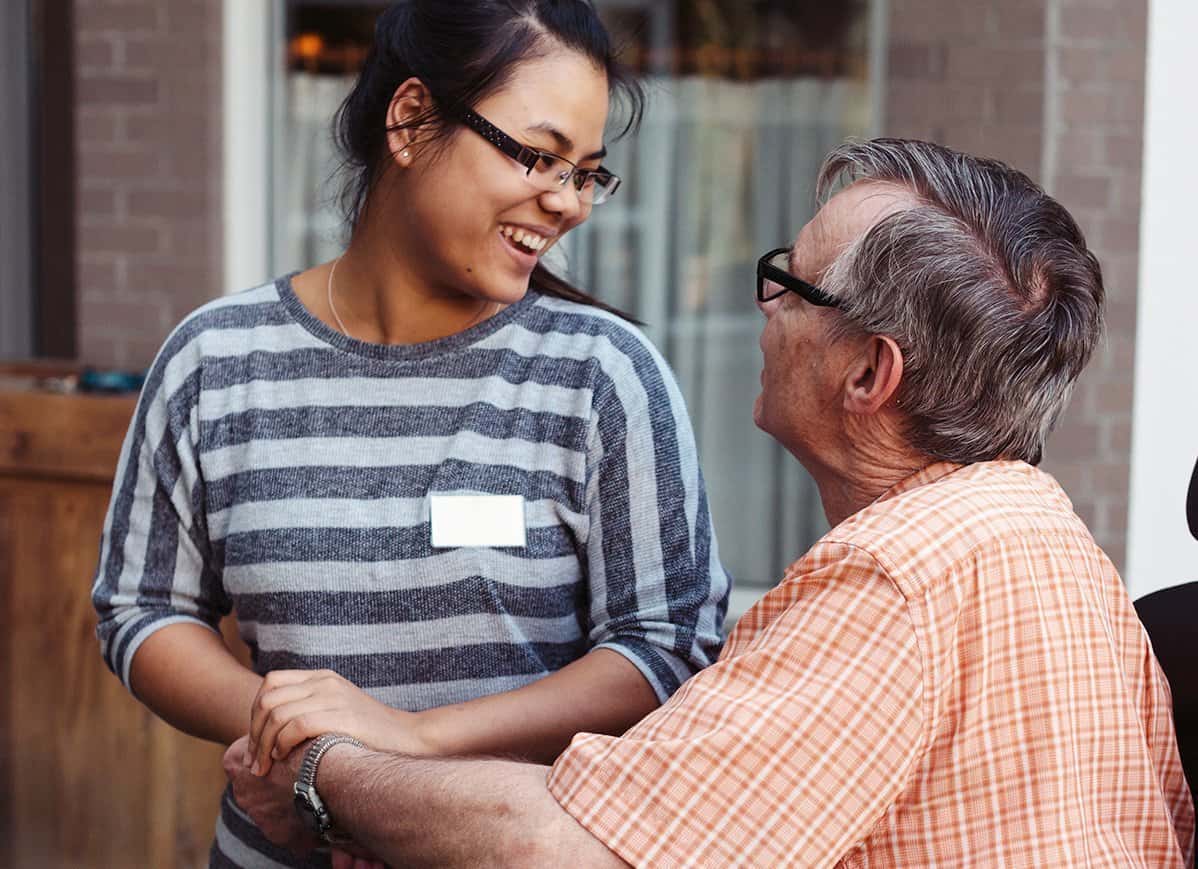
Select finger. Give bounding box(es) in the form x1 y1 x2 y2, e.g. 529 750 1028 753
256 701 340 776
250 683 321 768
254 696 316 775
250 670 323 743
222 737 249 780
273 710 348 762
331 849 355 869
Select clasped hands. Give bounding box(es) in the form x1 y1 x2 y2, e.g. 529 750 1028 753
223 669 435 869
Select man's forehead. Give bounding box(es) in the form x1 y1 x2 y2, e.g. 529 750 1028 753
795 181 916 269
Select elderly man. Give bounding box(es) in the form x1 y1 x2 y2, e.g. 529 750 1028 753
226 139 1194 867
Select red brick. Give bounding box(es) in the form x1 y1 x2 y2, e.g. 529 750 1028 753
126 261 215 295
993 0 1044 40
1093 377 1134 415
1059 2 1138 42
1050 417 1102 457
1066 84 1143 126
76 2 162 35
79 147 164 183
1104 132 1143 166
1105 419 1132 454
1055 130 1103 168
76 256 121 294
78 74 159 107
993 87 1044 126
77 35 117 69
1042 460 1092 499
127 189 210 219
77 111 119 146
79 188 120 218
1059 45 1105 83
1099 256 1140 298
888 42 948 81
1055 172 1112 210
1096 216 1141 255
947 44 1043 84
888 0 991 41
79 222 163 256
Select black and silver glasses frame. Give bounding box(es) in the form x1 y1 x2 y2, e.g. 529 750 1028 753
458 108 621 204
756 247 840 308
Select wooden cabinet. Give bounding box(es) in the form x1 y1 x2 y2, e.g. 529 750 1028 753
0 377 232 868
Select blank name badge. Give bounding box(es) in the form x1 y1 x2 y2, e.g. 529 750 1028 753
429 494 527 549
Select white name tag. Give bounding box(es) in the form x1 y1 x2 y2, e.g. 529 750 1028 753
429 494 527 548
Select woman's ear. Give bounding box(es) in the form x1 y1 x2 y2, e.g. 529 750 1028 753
843 334 904 416
385 76 434 165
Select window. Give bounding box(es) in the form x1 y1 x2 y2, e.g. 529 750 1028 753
0 0 76 362
264 0 883 611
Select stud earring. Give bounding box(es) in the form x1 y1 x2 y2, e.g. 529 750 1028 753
402 150 410 159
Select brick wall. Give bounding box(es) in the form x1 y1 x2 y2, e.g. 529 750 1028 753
885 0 1146 570
75 0 223 369
1037 0 1147 570
886 0 1046 179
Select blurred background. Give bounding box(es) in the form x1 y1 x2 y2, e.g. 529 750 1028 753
0 0 1195 865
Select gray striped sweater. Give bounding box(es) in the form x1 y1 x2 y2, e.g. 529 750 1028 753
91 276 730 868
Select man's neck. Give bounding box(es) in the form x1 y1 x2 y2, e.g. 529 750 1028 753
813 421 931 527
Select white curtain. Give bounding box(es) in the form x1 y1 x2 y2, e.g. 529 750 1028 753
276 73 868 592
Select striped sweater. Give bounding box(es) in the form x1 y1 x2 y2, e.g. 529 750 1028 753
91 276 730 868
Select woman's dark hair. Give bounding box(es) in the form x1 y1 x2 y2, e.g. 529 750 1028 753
334 0 645 320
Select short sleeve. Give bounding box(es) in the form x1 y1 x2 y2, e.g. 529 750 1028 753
579 328 730 701
549 543 925 866
91 324 227 690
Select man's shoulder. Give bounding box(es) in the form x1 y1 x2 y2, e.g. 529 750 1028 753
821 460 1098 596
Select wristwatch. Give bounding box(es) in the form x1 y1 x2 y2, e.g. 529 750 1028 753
293 733 365 843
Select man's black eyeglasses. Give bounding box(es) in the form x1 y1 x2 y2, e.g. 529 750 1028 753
756 247 840 308
458 109 621 205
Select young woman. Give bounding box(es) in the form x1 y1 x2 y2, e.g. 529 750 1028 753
92 1 729 866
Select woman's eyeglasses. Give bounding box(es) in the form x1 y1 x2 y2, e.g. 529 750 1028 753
458 109 622 206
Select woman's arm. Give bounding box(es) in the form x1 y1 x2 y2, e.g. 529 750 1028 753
248 648 657 773
130 623 262 745
413 648 657 762
92 325 255 746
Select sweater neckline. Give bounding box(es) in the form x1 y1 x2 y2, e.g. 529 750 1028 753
275 271 539 362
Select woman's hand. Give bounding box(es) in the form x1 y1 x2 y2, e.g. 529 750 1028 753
247 669 434 776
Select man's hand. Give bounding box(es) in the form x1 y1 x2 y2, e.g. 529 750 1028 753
223 735 319 854
223 736 387 867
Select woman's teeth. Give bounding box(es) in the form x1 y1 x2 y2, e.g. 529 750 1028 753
501 225 548 253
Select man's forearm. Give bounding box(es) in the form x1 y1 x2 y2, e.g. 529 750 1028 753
320 746 627 868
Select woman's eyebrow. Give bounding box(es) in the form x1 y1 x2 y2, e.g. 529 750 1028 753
525 121 607 160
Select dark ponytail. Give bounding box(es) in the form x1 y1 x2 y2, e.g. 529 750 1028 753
334 0 645 321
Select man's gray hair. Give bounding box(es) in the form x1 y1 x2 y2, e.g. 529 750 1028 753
816 138 1104 465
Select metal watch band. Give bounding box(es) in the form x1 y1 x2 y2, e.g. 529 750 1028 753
297 733 363 790
294 733 365 840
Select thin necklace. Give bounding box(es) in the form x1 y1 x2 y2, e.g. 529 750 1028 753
326 255 352 339
327 256 503 342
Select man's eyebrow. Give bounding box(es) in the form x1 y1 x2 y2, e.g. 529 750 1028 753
787 246 797 275
525 122 607 161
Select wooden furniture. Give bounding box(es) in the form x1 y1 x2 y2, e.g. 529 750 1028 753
0 370 238 868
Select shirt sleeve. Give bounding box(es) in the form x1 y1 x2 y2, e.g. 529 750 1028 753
580 331 731 702
90 324 228 691
549 543 925 867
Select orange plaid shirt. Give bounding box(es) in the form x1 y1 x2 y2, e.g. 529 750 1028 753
549 461 1195 867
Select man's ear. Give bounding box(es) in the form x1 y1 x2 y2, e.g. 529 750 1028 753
843 334 904 416
385 77 435 165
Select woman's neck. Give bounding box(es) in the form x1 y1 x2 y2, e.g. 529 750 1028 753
315 218 503 345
